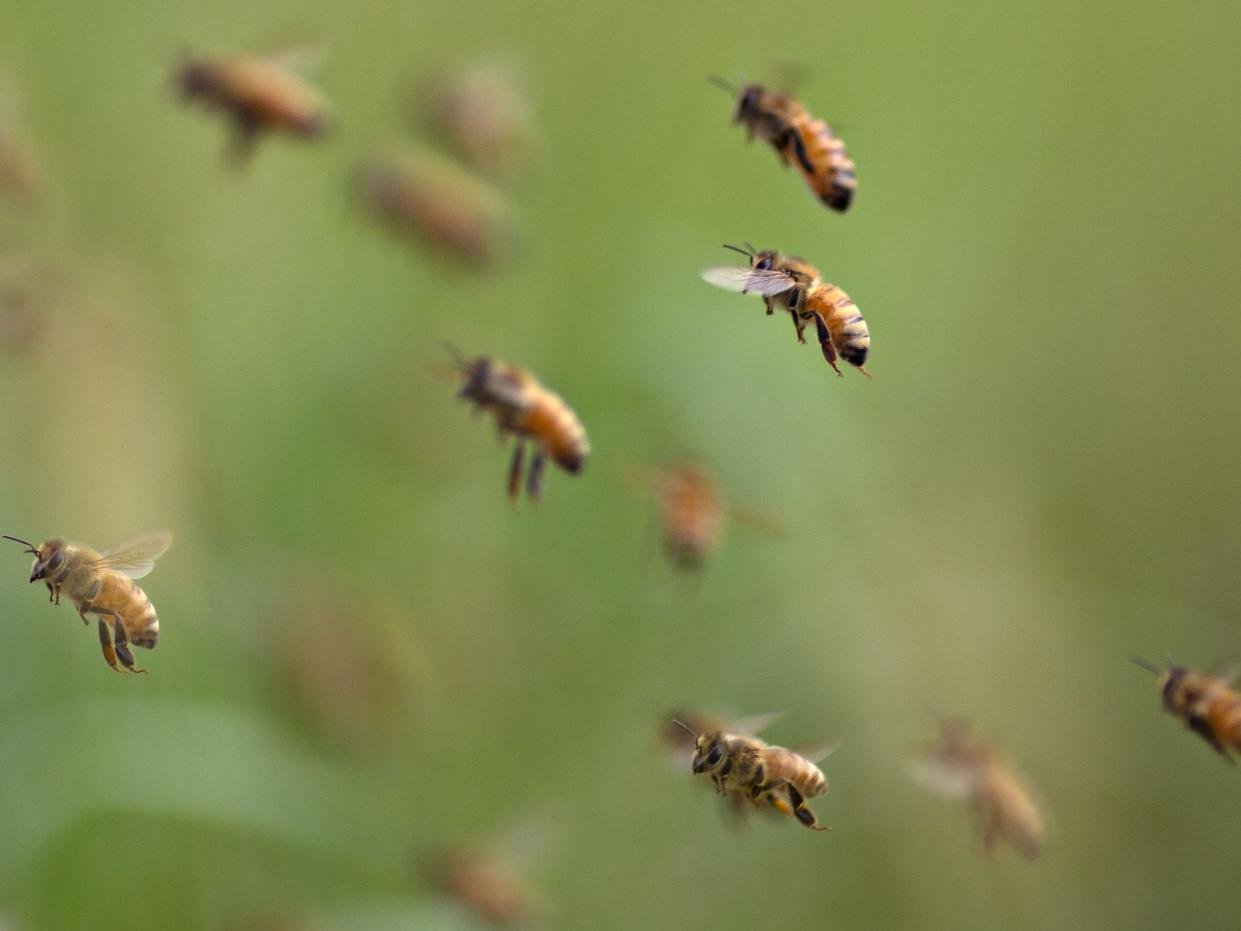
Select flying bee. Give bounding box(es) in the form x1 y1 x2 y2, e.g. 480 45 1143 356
911 716 1045 858
674 717 833 831
449 347 589 502
712 77 856 212
417 63 532 182
1133 656 1241 761
653 462 724 571
4 532 171 673
176 46 331 164
701 243 870 377
430 846 545 928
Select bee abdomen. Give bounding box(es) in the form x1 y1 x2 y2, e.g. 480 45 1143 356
523 395 589 473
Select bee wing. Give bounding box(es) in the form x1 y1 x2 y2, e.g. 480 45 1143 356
92 531 173 579
700 266 798 297
908 756 979 800
730 711 785 737
794 737 844 765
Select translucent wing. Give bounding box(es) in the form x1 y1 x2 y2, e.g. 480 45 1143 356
908 756 979 800
730 711 785 737
92 531 173 579
700 266 798 297
794 736 845 765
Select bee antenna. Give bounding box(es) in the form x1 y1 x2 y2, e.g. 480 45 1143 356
670 718 698 738
721 243 754 257
707 74 737 94
2 534 38 554
441 340 467 369
1165 653 1176 669
1130 656 1163 675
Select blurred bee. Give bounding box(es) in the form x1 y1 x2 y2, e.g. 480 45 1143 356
712 77 856 212
0 91 39 197
430 846 544 928
418 63 532 182
701 243 870 377
1133 656 1241 761
449 347 589 502
176 46 331 164
4 532 171 673
356 150 516 267
674 717 832 831
911 716 1045 858
652 462 724 571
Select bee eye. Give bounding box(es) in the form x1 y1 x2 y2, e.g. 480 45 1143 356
705 746 724 767
756 258 772 270
46 552 64 572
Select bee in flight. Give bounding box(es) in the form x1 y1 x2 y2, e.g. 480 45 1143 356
673 716 834 831
449 347 589 503
712 77 856 212
1133 656 1241 761
701 243 870 377
176 45 331 164
416 62 533 183
5 531 172 673
910 716 1045 858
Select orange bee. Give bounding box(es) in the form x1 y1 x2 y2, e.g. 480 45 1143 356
430 846 544 928
417 63 532 182
1134 657 1241 760
177 47 331 163
652 461 725 571
450 348 589 502
714 78 856 211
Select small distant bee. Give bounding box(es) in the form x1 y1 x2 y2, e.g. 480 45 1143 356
653 462 725 571
418 63 532 181
356 150 516 267
449 348 589 502
713 77 856 212
0 94 39 197
701 243 870 377
177 47 330 164
1133 656 1241 761
431 846 544 928
674 717 832 831
5 531 171 673
911 716 1045 858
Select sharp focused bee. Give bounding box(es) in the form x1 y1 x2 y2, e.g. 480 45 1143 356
177 47 331 163
5 532 171 673
356 150 516 267
911 717 1045 858
674 717 832 831
449 348 589 502
713 78 856 212
1134 656 1241 761
701 243 870 377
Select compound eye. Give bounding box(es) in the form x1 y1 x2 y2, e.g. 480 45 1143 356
47 551 64 572
756 258 772 270
705 745 724 767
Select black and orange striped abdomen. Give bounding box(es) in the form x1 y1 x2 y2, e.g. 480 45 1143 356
1203 687 1241 753
94 572 159 649
518 392 588 473
791 117 856 211
807 284 870 371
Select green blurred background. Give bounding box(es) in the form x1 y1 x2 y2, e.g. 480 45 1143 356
1 0 1240 928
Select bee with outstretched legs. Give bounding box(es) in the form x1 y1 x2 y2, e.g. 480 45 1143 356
674 718 832 831
448 346 589 503
702 243 870 377
1133 656 1241 761
5 532 171 673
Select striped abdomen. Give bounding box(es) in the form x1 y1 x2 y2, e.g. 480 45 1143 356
765 747 828 799
791 117 856 212
94 573 159 649
808 284 869 371
659 468 723 567
1202 685 1241 752
518 390 589 473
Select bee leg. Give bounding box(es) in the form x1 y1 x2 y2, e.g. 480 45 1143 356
526 450 546 503
779 126 815 176
97 618 121 673
783 782 829 831
226 115 261 167
98 610 146 674
507 442 526 503
813 313 843 377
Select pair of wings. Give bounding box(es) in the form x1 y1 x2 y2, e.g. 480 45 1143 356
89 531 173 580
700 265 804 298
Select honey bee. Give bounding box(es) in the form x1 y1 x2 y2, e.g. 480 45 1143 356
418 63 532 182
356 150 516 267
911 716 1045 858
713 78 856 211
653 461 725 571
5 532 171 673
176 47 330 163
430 846 544 928
1133 656 1241 760
449 348 589 502
701 243 870 377
674 717 832 831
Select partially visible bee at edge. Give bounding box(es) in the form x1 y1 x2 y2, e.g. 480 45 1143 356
910 716 1046 858
1133 656 1241 761
711 76 856 212
701 242 870 377
356 148 516 267
448 346 589 503
416 62 533 182
674 716 834 831
176 45 331 165
4 531 172 673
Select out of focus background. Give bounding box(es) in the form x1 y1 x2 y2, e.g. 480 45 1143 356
1 1 1240 928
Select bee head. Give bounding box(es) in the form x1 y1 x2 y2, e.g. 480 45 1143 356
1133 656 1192 712
4 534 62 582
690 732 727 775
176 56 214 100
457 355 492 402
732 83 763 124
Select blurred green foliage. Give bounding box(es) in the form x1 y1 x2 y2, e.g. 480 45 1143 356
1 0 1241 928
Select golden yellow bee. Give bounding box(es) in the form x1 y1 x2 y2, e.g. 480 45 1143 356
652 462 725 570
431 846 544 928
356 150 516 267
1134 656 1241 760
5 532 171 673
418 63 532 182
177 47 330 163
449 348 589 502
911 717 1045 858
702 243 870 377
674 717 832 831
713 78 856 211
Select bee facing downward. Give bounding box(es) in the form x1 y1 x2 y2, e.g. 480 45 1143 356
4 532 171 673
1134 656 1241 761
701 243 870 377
713 78 856 212
673 718 832 831
450 347 590 502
